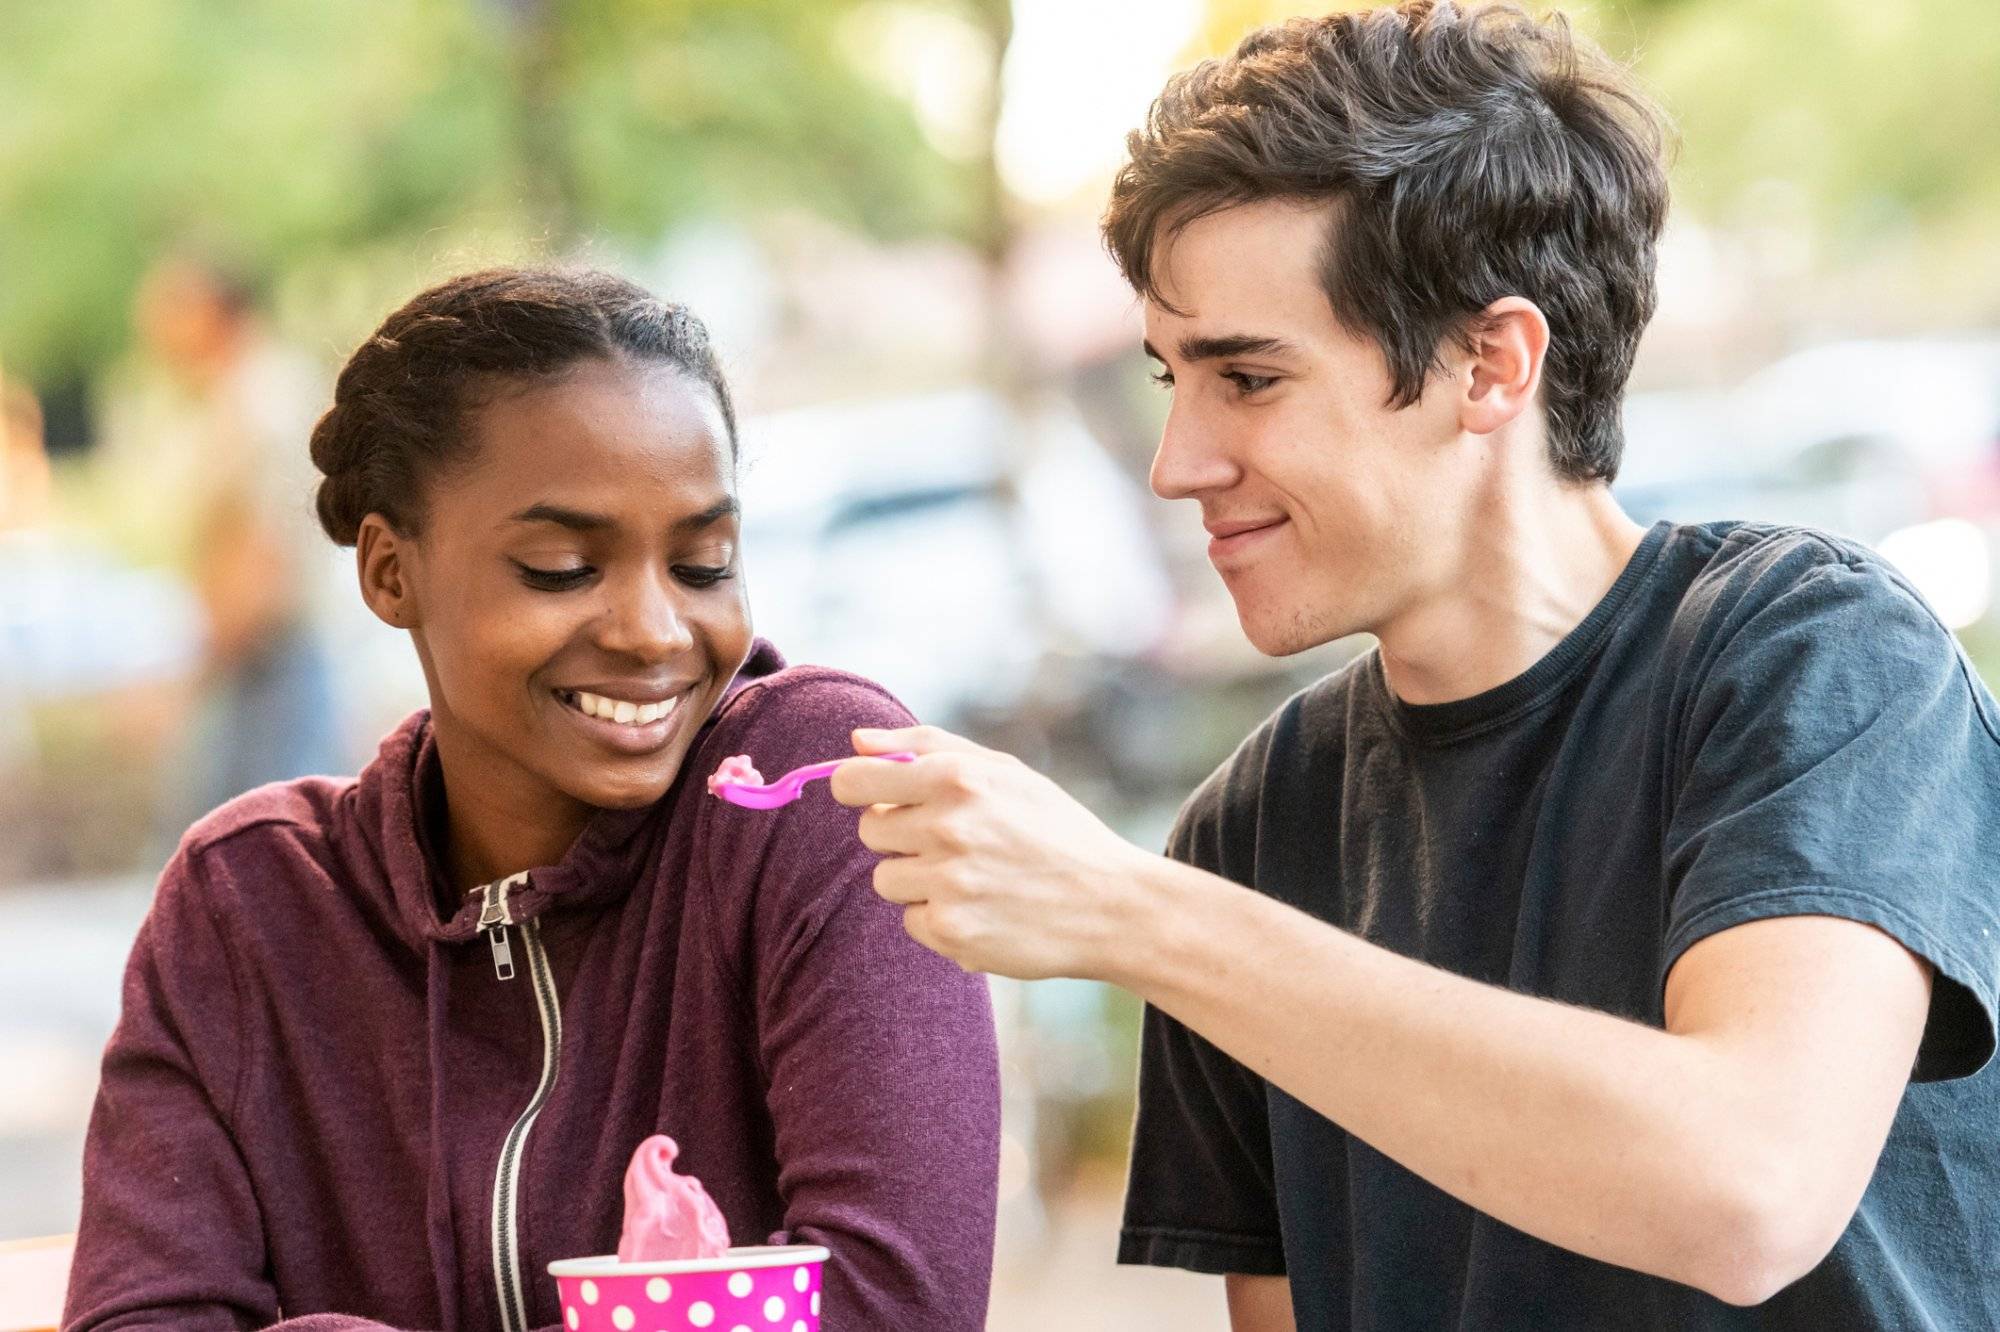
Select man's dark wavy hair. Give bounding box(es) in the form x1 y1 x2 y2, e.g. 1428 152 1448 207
1102 1 1672 483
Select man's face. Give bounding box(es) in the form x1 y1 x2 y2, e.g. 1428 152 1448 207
1144 199 1471 656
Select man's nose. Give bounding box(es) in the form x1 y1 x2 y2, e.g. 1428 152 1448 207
1149 402 1238 501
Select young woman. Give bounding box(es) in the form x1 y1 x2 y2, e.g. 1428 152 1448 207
65 269 1001 1331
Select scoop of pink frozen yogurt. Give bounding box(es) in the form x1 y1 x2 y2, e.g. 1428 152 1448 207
706 754 764 795
617 1134 732 1263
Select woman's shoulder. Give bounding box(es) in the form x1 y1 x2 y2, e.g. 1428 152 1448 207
670 664 993 1124
675 664 913 925
698 662 916 776
177 774 352 863
160 775 358 926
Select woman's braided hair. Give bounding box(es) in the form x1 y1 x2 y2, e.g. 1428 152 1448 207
309 267 736 545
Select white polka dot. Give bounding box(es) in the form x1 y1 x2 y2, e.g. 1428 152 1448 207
581 1280 600 1305
565 1309 579 1331
793 1267 809 1293
731 1326 753 1332
810 1292 820 1316
792 1321 807 1332
646 1277 672 1303
764 1295 786 1322
611 1307 635 1332
728 1271 753 1298
688 1301 716 1328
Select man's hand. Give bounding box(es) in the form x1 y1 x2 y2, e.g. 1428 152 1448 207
828 724 1152 980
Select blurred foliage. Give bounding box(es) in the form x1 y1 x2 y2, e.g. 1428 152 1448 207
3 0 1997 385
0 0 978 382
1185 0 2000 275
1635 0 2000 248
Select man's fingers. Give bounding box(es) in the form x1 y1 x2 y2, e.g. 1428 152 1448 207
832 744 988 808
829 753 929 807
853 723 981 757
855 803 924 857
833 726 1005 807
900 901 943 957
872 855 930 906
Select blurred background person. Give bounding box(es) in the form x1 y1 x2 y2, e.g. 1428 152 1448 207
1 374 52 532
0 373 55 771
90 256 344 839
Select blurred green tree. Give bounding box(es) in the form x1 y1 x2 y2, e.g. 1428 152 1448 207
1637 0 2000 246
0 0 974 384
1181 0 2000 281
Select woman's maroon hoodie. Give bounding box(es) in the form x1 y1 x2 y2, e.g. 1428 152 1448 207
64 644 1000 1331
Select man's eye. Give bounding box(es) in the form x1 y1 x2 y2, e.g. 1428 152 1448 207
515 562 594 591
1149 369 1175 389
1226 371 1275 395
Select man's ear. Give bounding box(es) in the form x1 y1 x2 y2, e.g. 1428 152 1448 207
1458 296 1550 437
356 513 418 630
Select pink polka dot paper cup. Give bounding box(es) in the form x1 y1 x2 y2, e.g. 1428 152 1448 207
549 1246 829 1332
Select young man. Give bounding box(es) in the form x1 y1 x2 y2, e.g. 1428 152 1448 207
832 2 2000 1327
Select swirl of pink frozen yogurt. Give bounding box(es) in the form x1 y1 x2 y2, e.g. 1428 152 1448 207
706 754 764 796
617 1134 732 1263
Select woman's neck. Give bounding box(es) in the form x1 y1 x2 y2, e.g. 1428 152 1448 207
428 716 595 892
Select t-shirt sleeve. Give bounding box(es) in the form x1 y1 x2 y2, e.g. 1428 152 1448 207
1662 548 2000 1081
1118 776 1287 1276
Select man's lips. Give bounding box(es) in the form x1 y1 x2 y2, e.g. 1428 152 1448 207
1203 518 1286 540
1205 516 1288 564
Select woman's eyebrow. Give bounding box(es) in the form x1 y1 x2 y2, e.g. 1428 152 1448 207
505 496 738 534
673 496 739 535
508 502 611 532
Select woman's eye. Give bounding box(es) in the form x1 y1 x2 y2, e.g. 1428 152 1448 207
1226 371 1275 395
515 562 595 592
674 564 735 589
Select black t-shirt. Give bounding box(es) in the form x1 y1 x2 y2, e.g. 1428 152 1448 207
1119 521 2000 1329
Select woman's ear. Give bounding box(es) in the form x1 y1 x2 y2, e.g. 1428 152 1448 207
1457 296 1550 438
356 513 418 630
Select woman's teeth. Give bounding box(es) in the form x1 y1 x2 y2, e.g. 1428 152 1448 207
562 690 677 726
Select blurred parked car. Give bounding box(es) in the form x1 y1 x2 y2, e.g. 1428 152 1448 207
1618 337 2000 627
737 388 1173 724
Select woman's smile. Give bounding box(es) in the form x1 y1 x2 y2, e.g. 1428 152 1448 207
550 682 698 756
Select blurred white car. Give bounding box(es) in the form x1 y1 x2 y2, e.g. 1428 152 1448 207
1618 338 2000 626
736 388 1173 724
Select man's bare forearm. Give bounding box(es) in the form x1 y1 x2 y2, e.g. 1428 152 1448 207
1225 1274 1296 1332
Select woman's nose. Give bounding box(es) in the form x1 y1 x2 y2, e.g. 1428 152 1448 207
597 568 695 662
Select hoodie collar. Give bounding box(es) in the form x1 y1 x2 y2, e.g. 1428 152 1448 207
362 638 787 948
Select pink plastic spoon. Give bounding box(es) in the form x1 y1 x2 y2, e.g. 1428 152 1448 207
708 751 916 809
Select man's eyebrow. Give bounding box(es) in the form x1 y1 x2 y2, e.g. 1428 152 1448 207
1184 333 1300 361
1143 334 1302 363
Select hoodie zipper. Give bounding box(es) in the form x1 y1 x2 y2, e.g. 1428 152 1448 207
479 872 563 1332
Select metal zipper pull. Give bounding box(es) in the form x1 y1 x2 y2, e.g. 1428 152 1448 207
487 926 515 980
477 873 526 981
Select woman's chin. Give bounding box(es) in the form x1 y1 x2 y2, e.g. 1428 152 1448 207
562 759 683 812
